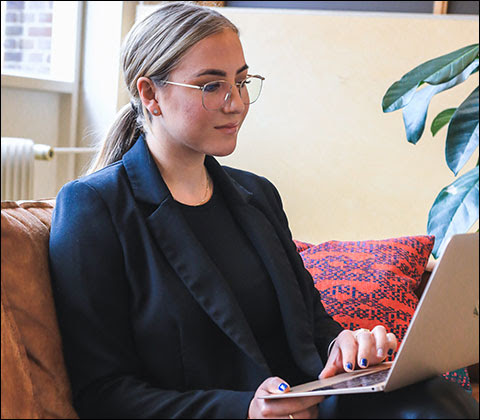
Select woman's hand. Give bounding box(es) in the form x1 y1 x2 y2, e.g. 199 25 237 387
248 376 324 419
319 325 398 379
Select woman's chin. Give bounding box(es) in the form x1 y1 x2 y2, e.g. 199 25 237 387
209 139 237 157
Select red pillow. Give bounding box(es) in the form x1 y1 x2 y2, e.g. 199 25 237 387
295 235 471 390
300 236 433 346
293 239 314 253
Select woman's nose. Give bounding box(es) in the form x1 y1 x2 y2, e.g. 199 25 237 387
222 84 246 113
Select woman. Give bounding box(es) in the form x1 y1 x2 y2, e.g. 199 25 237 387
49 2 478 419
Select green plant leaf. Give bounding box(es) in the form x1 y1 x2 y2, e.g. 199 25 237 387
401 59 478 144
445 86 479 175
382 44 479 113
424 44 479 85
431 108 456 137
427 166 479 258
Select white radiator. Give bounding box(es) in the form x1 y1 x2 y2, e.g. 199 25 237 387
1 137 94 201
1 137 35 201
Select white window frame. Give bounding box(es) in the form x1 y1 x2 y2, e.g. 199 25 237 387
1 1 83 94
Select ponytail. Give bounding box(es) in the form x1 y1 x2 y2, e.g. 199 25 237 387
85 103 142 175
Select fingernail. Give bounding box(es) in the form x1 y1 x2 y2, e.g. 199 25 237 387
346 362 353 370
377 348 384 358
278 383 288 392
361 358 368 367
388 349 394 356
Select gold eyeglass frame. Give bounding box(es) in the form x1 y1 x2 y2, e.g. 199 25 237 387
154 74 265 111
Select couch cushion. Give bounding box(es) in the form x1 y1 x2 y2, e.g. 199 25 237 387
1 200 78 419
1 290 39 419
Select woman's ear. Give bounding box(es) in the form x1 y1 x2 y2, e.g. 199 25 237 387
137 77 161 116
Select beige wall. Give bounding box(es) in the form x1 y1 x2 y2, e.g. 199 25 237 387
209 8 479 244
3 5 479 244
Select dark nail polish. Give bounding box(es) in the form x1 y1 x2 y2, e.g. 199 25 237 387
346 362 353 370
278 383 288 392
388 349 394 356
361 358 368 367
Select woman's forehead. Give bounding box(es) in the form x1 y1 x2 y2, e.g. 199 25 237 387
174 30 246 77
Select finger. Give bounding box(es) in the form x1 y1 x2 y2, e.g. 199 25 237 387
291 404 319 419
355 329 374 368
319 341 343 379
337 330 358 372
386 332 398 358
259 394 325 418
371 325 388 360
260 377 291 395
256 377 323 417
253 377 292 418
287 396 325 414
319 359 337 379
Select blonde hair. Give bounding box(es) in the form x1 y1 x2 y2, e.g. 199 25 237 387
86 1 239 174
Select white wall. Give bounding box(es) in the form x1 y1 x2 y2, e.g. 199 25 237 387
75 1 125 176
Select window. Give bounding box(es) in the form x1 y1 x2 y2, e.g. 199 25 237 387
1 1 80 82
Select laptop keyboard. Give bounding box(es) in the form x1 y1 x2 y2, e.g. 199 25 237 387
313 368 390 390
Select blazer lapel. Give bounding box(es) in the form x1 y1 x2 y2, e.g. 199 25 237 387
123 137 270 374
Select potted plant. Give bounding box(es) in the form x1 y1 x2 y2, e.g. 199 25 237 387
382 44 479 258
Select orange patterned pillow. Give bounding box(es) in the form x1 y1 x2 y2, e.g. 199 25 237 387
299 236 433 348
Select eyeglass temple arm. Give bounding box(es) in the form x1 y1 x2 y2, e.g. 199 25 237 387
160 80 203 90
247 74 265 80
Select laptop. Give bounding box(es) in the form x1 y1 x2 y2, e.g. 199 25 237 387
261 232 479 398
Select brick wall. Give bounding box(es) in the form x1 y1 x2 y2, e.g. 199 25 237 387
2 1 53 76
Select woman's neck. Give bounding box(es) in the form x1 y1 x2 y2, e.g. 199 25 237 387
145 134 212 205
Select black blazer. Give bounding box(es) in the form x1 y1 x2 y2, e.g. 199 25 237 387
49 136 343 419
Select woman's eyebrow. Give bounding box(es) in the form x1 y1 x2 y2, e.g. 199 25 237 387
195 64 249 77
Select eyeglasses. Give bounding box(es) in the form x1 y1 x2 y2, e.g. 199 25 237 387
154 74 265 111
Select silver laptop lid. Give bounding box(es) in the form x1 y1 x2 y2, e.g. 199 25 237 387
384 233 479 392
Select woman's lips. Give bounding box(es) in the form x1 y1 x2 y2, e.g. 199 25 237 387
215 123 239 134
214 123 239 134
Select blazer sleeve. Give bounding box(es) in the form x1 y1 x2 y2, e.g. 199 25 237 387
49 180 254 419
259 177 344 363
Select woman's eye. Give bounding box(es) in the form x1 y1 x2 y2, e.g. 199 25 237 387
204 82 222 93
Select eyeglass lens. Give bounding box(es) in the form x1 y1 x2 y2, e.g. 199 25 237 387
202 77 263 111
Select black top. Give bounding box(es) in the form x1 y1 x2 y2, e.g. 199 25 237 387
176 181 307 386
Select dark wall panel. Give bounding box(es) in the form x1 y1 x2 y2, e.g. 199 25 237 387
448 1 479 15
226 1 434 13
226 1 479 15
